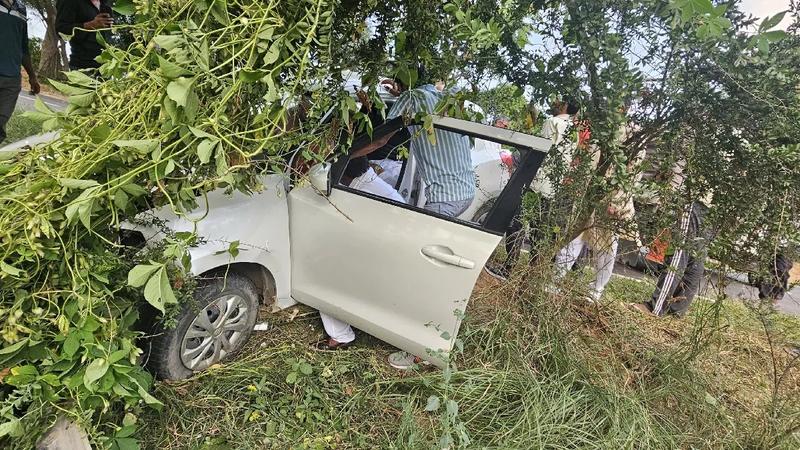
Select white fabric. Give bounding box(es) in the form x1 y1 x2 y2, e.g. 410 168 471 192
531 114 574 198
350 167 405 202
319 313 356 343
554 235 619 300
373 159 403 189
473 138 501 154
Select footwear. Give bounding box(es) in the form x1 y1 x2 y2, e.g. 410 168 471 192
627 302 655 316
311 338 352 351
387 351 430 370
483 263 509 281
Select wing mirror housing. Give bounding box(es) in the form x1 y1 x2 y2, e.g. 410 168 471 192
308 162 332 196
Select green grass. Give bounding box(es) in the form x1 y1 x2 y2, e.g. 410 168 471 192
135 270 800 449
2 109 44 146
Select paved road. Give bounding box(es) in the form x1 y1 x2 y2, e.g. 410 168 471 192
15 92 67 112
612 263 800 316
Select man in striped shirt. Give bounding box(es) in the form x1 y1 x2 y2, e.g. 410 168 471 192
386 83 475 217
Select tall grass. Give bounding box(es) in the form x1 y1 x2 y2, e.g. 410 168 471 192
137 269 800 449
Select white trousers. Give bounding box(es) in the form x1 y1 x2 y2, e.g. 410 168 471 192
554 234 618 298
319 313 356 343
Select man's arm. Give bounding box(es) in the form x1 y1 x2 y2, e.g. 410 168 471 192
55 0 79 36
22 56 40 94
21 22 40 94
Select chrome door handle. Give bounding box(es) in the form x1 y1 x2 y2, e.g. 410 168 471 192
421 246 475 269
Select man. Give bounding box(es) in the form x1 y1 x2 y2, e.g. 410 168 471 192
631 161 711 318
381 76 476 369
385 80 476 217
484 97 579 280
56 0 113 70
0 0 40 143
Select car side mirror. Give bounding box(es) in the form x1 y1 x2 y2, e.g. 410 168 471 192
308 162 331 196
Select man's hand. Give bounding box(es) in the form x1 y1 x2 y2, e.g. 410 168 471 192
380 79 402 97
29 76 41 95
84 13 113 30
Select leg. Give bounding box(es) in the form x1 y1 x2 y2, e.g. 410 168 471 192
0 78 22 142
590 235 619 300
554 236 585 279
668 252 705 317
319 313 355 344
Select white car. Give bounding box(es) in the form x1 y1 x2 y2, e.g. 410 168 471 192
2 117 549 380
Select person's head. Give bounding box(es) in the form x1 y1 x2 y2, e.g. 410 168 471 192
493 115 510 129
550 96 579 116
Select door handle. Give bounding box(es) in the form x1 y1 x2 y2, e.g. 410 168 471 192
421 246 475 269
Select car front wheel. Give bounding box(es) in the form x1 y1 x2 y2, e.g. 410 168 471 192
148 273 259 380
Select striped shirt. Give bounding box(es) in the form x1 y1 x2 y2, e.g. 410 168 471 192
387 85 475 203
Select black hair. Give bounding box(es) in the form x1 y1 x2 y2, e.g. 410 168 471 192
564 96 580 115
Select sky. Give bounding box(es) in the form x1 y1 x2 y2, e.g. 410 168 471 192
26 1 793 41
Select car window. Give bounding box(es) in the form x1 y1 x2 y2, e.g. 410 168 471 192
332 121 530 230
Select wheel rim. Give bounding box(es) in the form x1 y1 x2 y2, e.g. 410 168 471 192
180 294 250 371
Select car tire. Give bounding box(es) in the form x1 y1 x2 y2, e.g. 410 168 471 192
472 197 497 224
148 273 259 380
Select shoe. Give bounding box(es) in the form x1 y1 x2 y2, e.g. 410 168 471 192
387 351 430 370
627 302 655 316
311 338 352 351
483 263 509 281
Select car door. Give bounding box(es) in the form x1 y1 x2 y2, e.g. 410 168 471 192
288 116 549 366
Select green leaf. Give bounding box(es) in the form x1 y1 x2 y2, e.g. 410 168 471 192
0 419 23 438
152 35 184 51
114 437 140 450
0 339 28 355
63 332 80 358
299 362 313 375
68 92 96 107
113 0 136 16
0 261 22 277
197 138 218 164
49 79 92 96
58 178 100 189
159 268 178 305
263 41 281 65
157 56 192 79
239 69 267 82
760 11 788 31
113 139 161 154
121 183 149 197
166 77 194 107
127 264 161 288
424 395 440 411
761 30 786 41
84 358 109 388
114 189 129 210
64 70 99 87
285 372 298 384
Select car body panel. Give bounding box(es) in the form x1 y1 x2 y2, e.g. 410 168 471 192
128 174 295 307
287 184 502 366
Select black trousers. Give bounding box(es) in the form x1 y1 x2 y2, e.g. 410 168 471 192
648 202 708 317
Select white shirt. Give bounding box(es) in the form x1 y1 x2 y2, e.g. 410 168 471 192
531 114 574 198
350 167 405 203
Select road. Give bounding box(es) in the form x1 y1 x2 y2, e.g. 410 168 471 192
15 91 68 112
612 263 800 316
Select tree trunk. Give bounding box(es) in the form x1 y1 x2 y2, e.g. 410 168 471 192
38 3 66 81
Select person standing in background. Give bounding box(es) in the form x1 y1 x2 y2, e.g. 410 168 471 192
56 0 114 70
0 0 40 143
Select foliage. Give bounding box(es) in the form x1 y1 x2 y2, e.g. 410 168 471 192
27 37 43 72
135 276 800 449
1 111 45 146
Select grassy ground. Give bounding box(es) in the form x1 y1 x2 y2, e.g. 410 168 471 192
136 267 800 450
2 109 44 146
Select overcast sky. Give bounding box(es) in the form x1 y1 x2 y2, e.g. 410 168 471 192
27 1 793 40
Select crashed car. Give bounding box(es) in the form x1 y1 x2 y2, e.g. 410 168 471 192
1 116 549 380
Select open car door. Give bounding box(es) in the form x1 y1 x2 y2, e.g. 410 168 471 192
288 116 550 366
